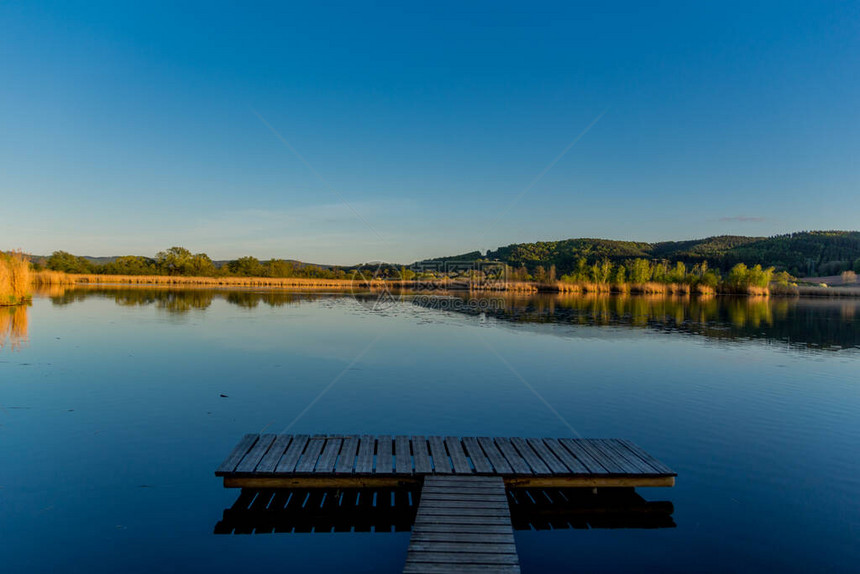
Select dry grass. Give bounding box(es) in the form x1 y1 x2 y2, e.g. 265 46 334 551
0 251 31 305
793 285 860 298
32 269 77 285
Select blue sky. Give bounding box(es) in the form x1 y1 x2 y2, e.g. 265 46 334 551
1 1 858 264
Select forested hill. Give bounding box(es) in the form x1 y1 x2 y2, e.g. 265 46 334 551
477 231 860 277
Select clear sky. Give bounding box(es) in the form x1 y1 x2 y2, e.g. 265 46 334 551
1 1 858 264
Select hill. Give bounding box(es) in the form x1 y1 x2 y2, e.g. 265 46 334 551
473 231 860 277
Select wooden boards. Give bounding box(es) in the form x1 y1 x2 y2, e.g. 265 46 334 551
217 435 676 489
404 476 520 574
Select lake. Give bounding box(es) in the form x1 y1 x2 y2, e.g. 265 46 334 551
2 286 858 573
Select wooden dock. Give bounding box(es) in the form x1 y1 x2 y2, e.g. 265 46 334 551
216 434 676 488
216 434 675 573
405 475 520 573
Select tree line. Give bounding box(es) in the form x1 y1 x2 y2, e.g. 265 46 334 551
39 247 351 279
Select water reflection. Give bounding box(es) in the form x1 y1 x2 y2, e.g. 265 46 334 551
0 305 28 350
39 285 323 313
214 487 674 534
32 286 860 352
414 292 860 352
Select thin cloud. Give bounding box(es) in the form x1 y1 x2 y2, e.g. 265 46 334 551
718 215 766 223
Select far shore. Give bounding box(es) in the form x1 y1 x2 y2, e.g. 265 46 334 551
28 271 860 298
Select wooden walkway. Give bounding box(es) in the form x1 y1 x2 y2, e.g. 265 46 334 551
405 475 520 574
216 434 675 488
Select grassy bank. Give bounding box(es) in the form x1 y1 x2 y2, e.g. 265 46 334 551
0 252 32 305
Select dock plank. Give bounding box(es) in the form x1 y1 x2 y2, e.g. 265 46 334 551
558 438 609 474
477 437 514 475
427 436 452 474
295 436 325 473
445 436 472 474
462 437 493 474
542 438 589 474
510 437 550 475
411 436 433 474
376 435 394 474
314 437 342 474
335 436 359 474
255 435 292 473
275 434 309 473
396 436 413 475
495 438 531 475
526 438 567 474
355 435 375 474
618 440 675 475
405 475 519 574
216 434 258 474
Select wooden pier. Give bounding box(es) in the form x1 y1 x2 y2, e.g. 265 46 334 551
216 434 675 573
405 475 520 573
216 434 676 488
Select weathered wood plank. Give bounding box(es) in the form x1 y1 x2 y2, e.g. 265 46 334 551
526 438 567 474
335 436 359 474
510 437 550 475
427 436 452 474
376 435 394 474
412 523 515 535
314 437 342 474
395 435 413 475
461 437 493 474
406 551 519 565
618 439 675 475
403 566 520 574
597 439 655 474
254 435 292 473
216 434 258 474
355 435 375 474
542 438 590 474
558 438 609 473
406 475 520 574
411 436 433 474
476 437 514 474
275 434 309 473
295 436 325 473
445 436 472 474
576 439 631 474
410 532 516 544
495 438 531 475
236 433 277 473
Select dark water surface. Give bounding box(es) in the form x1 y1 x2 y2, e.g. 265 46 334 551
2 287 858 573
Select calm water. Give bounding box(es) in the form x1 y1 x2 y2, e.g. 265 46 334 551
2 287 859 573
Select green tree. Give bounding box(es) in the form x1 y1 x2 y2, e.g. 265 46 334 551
46 251 94 273
628 258 652 283
103 255 156 275
227 256 263 277
186 253 216 276
156 247 192 275
264 259 295 278
727 263 749 288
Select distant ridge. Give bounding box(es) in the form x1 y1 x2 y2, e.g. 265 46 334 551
425 231 860 277
25 231 860 278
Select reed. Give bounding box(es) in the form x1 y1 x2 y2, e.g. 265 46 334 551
0 251 32 305
32 269 77 285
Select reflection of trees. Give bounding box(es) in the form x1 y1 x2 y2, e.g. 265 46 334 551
47 287 322 314
417 292 859 351
0 305 28 350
